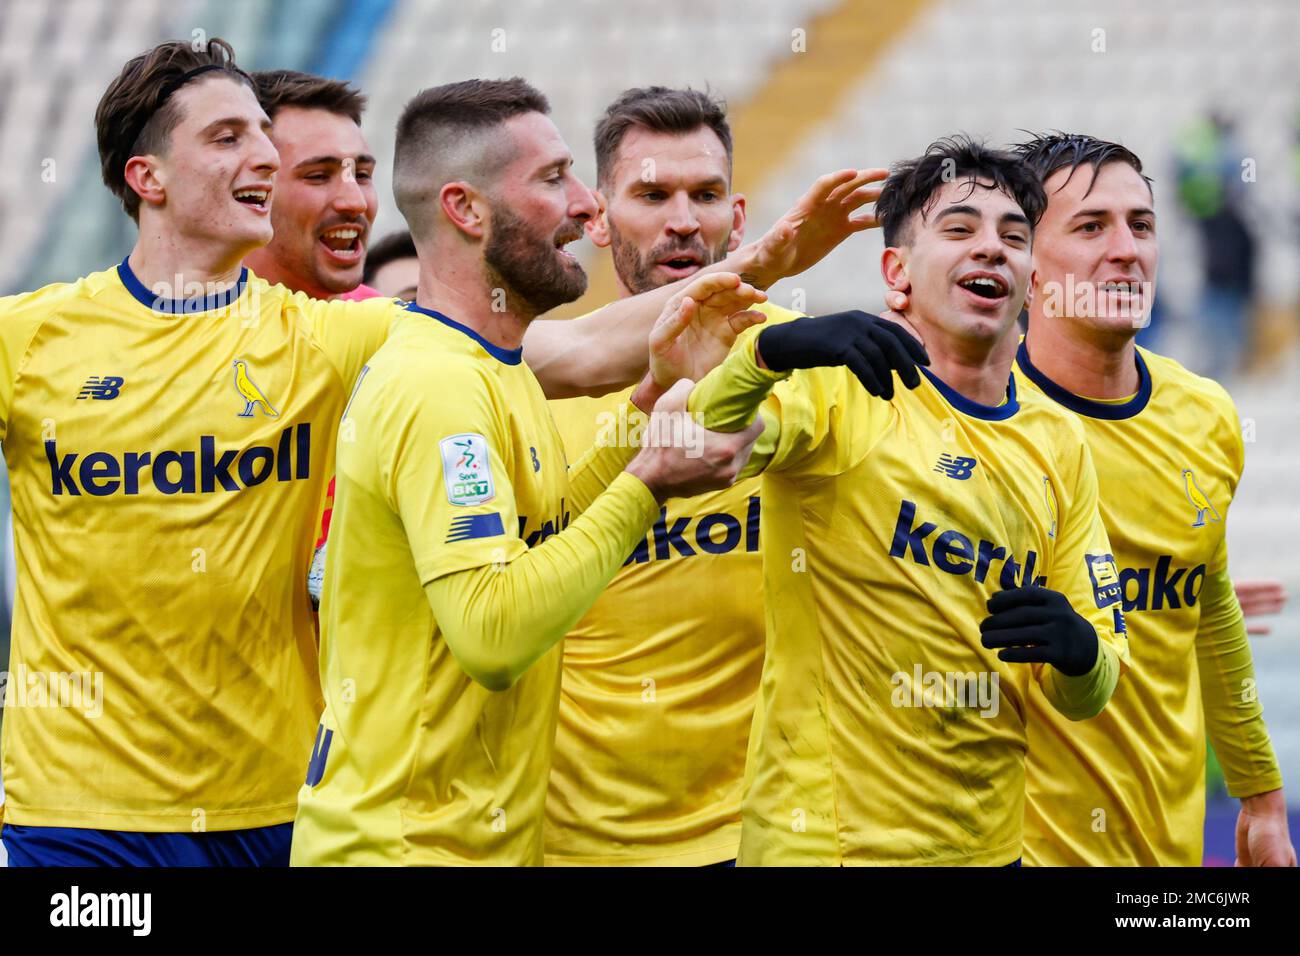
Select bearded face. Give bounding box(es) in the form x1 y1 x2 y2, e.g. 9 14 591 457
483 202 589 316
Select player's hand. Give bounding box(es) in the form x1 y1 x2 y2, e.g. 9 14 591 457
980 586 1099 677
755 310 929 400
307 542 327 610
1235 789 1297 866
649 272 767 388
1234 578 1287 635
626 378 764 502
737 168 887 288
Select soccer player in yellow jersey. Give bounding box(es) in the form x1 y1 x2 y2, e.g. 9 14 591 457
1008 134 1293 866
290 79 768 866
545 88 818 867
0 40 874 866
689 138 1130 866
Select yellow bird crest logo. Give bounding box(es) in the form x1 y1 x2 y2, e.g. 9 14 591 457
1043 475 1058 539
1182 468 1220 528
232 360 278 418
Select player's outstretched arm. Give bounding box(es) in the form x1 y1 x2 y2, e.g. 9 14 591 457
1194 567 1292 864
686 309 928 480
564 276 767 514
726 168 887 291
425 381 762 691
522 272 766 399
521 168 885 399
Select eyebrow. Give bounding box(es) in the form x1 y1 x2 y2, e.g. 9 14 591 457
1071 206 1156 219
200 116 253 135
635 174 728 190
935 204 1031 228
293 153 377 169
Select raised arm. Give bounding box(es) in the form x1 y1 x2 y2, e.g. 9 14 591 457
521 168 887 399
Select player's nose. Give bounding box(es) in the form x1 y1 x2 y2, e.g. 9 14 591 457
1106 225 1140 265
249 128 280 176
567 178 599 223
334 175 367 215
970 226 1007 263
665 193 700 236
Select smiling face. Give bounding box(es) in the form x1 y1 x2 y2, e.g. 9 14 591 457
143 76 279 257
246 106 378 298
885 177 1034 347
1030 161 1157 334
481 111 598 315
597 125 743 295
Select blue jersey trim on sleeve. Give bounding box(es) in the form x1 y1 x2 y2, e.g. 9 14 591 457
918 365 1019 421
446 512 506 542
403 301 524 366
1015 339 1152 420
116 256 249 314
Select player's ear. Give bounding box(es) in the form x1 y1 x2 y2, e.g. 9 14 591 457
881 247 911 293
440 181 485 240
586 188 611 248
124 156 166 212
726 193 747 252
1024 266 1039 311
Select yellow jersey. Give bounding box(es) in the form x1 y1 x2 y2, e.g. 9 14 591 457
1015 340 1282 865
290 303 658 866
689 333 1128 866
544 303 800 867
0 259 394 831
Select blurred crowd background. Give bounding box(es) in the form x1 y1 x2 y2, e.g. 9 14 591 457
0 0 1297 862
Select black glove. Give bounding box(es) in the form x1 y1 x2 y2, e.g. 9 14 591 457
979 587 1099 677
756 309 929 400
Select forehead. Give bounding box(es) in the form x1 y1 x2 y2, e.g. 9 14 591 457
170 75 267 129
609 126 729 187
1042 161 1152 214
920 177 1025 224
268 106 371 162
501 111 570 170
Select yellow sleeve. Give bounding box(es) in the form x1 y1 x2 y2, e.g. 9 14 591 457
1035 432 1130 719
688 329 889 480
1197 562 1284 797
0 285 66 440
300 292 398 390
1039 642 1123 721
424 473 658 690
369 359 659 690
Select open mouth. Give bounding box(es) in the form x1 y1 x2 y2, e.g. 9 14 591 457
233 187 270 212
1098 280 1143 296
554 231 583 263
656 252 704 277
957 273 1009 301
319 225 365 263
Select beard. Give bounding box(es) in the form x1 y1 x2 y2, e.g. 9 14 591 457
483 204 588 316
608 221 731 294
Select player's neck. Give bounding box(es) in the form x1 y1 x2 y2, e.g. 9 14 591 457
1023 308 1141 399
919 323 1018 407
413 259 531 350
127 232 247 299
241 248 333 300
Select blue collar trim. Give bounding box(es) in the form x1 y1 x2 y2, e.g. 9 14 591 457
403 301 524 365
117 256 248 314
1015 339 1151 420
918 365 1019 421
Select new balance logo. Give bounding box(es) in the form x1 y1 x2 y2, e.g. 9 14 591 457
934 453 977 480
76 376 124 401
